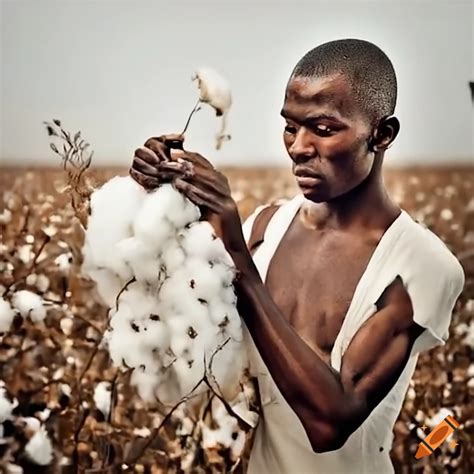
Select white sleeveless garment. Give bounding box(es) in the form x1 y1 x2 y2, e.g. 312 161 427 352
241 194 465 474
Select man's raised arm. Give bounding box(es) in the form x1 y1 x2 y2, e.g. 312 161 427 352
236 268 425 453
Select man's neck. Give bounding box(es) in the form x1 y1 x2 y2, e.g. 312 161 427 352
300 164 399 232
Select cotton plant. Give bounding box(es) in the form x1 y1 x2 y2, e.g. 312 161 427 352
81 67 249 407
84 177 245 405
192 67 232 150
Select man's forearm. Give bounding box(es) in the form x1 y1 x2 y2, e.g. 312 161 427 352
233 250 358 430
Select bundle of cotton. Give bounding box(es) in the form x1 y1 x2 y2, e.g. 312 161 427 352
12 290 46 323
84 178 246 405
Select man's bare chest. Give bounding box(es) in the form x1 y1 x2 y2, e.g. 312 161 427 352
265 225 378 359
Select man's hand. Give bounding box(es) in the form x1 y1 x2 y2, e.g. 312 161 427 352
130 134 192 190
130 135 250 262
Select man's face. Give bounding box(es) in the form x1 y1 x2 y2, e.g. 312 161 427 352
281 74 375 203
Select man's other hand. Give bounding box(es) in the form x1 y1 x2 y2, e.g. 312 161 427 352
130 134 192 190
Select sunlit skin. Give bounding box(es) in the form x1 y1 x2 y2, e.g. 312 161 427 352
283 74 375 202
129 72 426 453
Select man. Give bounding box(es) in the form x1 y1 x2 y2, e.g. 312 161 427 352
130 39 465 473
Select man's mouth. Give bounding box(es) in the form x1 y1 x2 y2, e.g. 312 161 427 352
294 168 324 187
296 175 323 187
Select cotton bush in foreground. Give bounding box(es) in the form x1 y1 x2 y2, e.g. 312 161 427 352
83 177 246 405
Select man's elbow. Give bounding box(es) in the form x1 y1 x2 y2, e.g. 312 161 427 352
307 423 349 454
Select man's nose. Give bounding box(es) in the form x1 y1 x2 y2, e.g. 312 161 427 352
288 128 316 162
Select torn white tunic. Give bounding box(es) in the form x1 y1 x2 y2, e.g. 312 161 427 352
241 194 465 474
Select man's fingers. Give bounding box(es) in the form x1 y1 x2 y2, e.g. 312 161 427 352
173 178 218 212
132 157 161 177
135 147 161 165
131 157 190 185
129 169 160 189
171 150 215 170
144 137 171 161
162 133 185 150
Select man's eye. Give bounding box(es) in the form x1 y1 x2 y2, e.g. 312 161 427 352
314 125 334 136
284 125 297 134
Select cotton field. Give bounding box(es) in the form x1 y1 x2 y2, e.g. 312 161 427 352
0 166 473 473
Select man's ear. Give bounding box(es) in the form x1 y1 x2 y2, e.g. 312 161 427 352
370 116 400 151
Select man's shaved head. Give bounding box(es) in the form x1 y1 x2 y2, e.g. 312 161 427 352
291 39 397 126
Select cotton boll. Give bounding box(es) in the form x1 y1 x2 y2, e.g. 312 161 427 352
193 66 232 150
167 314 200 358
169 334 193 360
177 258 224 301
174 356 206 396
22 417 41 434
207 339 245 400
117 283 160 321
133 258 162 286
85 268 123 308
107 321 156 370
0 388 15 422
0 209 12 225
158 277 209 322
12 290 46 322
130 370 160 402
0 298 15 333
160 239 186 275
140 319 170 351
36 274 50 293
426 408 454 428
24 426 53 466
55 253 72 271
106 320 138 364
4 464 22 474
93 382 111 418
212 263 236 287
86 176 145 268
26 274 37 286
18 245 34 264
179 222 228 262
108 304 134 328
133 186 184 249
230 392 259 429
194 67 232 116
201 400 238 450
112 237 160 283
208 300 241 335
220 285 237 306
154 369 182 406
230 430 246 461
165 194 200 229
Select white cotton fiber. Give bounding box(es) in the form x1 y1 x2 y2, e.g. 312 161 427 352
84 175 246 403
12 290 46 322
86 268 123 308
85 176 145 269
113 237 159 283
0 387 15 423
160 239 186 274
93 381 111 418
179 221 228 263
140 319 170 350
130 369 160 402
173 356 206 395
133 186 182 250
24 426 53 466
0 298 15 333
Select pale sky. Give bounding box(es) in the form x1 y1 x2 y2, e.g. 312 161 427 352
1 0 473 167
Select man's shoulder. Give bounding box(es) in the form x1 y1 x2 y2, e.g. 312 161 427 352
398 211 464 287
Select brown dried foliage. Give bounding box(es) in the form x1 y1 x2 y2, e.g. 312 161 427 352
0 165 473 473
